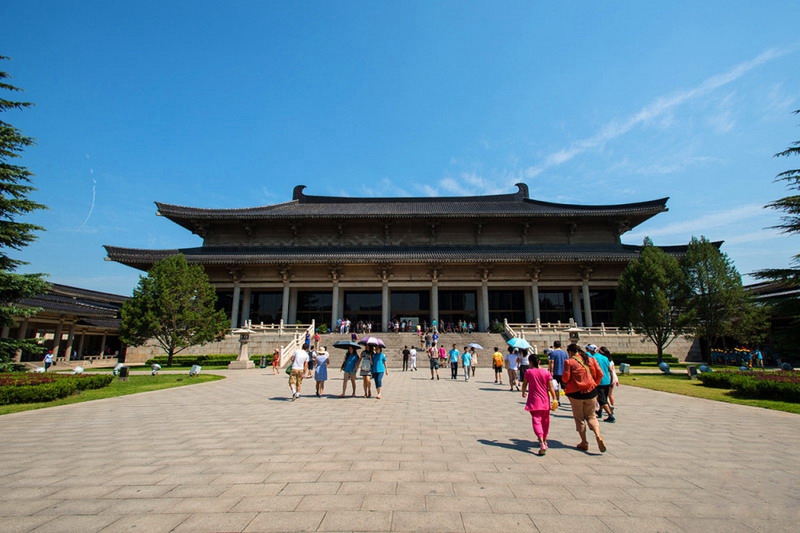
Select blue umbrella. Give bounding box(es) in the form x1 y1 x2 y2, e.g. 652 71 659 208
506 337 531 350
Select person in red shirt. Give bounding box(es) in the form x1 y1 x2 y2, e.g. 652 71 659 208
562 343 606 453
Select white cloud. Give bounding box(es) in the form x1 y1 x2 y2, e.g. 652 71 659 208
626 203 769 242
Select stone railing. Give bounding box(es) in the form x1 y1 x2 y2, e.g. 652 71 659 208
277 320 316 367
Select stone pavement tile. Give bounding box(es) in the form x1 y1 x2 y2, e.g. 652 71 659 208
397 481 454 496
155 473 221 485
361 494 425 511
295 494 365 511
3 476 70 488
337 481 397 495
473 471 532 485
425 496 491 513
371 469 424 482
219 483 287 498
318 510 393 532
549 499 626 516
166 496 243 513
620 486 706 502
48 485 118 500
300 461 354 472
280 481 342 495
171 512 257 533
29 514 121 533
0 498 53 516
99 498 179 514
461 511 535 533
575 474 643 488
0 486 60 500
35 498 115 515
423 470 477 483
453 483 513 498
4 515 56 533
668 517 758 532
210 473 269 484
230 495 303 512
350 460 400 471
392 510 465 533
318 470 372 482
597 516 683 532
266 471 322 483
531 514 613 533
104 484 175 499
488 498 559 515
400 461 449 472
627 475 699 489
98 512 190 533
162 484 229 498
610 499 694 518
243 510 325 532
446 461 499 472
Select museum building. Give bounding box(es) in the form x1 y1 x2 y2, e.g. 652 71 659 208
105 183 681 332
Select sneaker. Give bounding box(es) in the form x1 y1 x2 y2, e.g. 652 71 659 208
604 415 616 423
595 409 602 417
291 392 297 401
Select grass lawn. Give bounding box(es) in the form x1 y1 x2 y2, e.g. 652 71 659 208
619 373 800 415
0 373 225 416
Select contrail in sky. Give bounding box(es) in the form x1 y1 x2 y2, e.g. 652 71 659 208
78 172 96 230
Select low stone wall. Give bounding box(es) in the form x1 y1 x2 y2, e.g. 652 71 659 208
124 331 702 365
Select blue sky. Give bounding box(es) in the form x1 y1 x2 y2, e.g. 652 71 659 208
3 1 799 296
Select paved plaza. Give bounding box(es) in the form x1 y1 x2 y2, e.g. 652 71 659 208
0 366 798 533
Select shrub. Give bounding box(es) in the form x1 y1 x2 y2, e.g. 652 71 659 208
317 323 329 334
145 354 272 367
0 373 114 405
489 322 505 333
697 370 800 402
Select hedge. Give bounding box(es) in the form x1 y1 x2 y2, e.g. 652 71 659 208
534 353 679 366
0 373 114 405
697 370 800 402
145 354 274 367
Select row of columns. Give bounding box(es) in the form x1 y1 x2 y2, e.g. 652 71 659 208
229 279 596 330
2 319 111 362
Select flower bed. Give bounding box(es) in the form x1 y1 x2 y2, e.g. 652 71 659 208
697 370 800 402
0 373 114 405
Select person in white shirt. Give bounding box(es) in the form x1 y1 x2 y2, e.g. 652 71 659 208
409 347 417 371
289 343 310 401
504 347 521 392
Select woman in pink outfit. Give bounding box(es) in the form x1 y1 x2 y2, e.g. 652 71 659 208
521 353 558 455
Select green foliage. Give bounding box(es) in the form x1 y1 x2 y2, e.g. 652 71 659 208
0 57 49 364
145 353 271 367
316 323 329 334
489 322 505 333
697 370 800 402
0 373 113 405
682 237 764 358
615 238 689 361
120 254 229 366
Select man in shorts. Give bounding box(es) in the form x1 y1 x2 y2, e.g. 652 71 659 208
492 347 504 384
428 344 440 380
339 347 360 397
548 340 568 406
289 343 310 401
504 346 521 391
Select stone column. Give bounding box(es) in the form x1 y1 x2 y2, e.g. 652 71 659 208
281 283 290 324
381 281 390 332
14 318 28 362
65 323 76 361
430 269 440 329
230 282 241 329
532 282 541 323
77 332 86 359
571 286 583 327
582 279 593 328
52 320 64 358
241 288 252 327
330 282 340 330
523 289 533 323
1 326 9 338
479 279 490 332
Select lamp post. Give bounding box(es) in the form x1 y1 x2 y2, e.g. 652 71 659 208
229 328 256 369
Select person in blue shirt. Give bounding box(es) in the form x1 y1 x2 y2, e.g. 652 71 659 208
339 345 360 397
370 346 388 399
548 340 568 406
460 346 472 381
449 344 460 379
587 344 614 422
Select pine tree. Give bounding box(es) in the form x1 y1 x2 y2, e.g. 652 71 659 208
0 56 49 367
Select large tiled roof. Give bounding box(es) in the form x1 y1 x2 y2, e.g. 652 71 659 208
104 243 691 271
155 184 669 228
19 283 126 319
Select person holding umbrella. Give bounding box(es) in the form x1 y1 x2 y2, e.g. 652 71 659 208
467 343 483 377
337 343 360 397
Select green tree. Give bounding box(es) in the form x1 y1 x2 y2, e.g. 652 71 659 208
682 236 763 361
120 254 229 366
0 57 49 367
754 109 800 349
615 238 689 362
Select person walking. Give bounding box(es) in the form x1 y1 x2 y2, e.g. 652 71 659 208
449 344 460 380
288 343 310 401
428 344 440 380
409 346 417 371
548 341 568 405
492 347 504 384
470 347 477 378
271 347 281 375
43 350 54 372
562 343 606 452
314 346 329 397
359 346 374 398
504 347 521 391
339 345 360 397
589 344 614 422
402 345 410 371
521 353 558 455
371 346 388 399
460 346 472 381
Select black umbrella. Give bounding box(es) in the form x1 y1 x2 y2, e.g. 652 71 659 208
333 340 362 350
